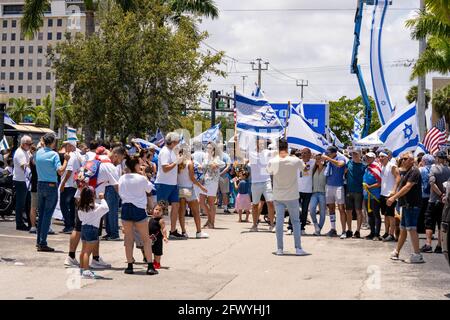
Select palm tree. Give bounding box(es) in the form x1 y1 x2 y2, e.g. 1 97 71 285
425 0 450 24
432 84 450 122
7 97 34 123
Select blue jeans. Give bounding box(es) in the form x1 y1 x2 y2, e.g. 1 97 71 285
13 180 30 228
105 185 120 238
274 200 302 250
401 206 420 230
309 192 326 230
60 187 77 230
36 182 58 246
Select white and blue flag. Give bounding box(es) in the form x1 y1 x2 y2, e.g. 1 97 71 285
287 106 326 154
202 123 221 144
0 137 9 151
370 0 395 125
150 128 165 147
4 113 16 125
352 112 364 142
327 127 345 149
132 138 161 152
378 102 419 157
235 92 283 138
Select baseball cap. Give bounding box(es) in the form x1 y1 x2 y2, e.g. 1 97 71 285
366 152 376 158
436 151 447 159
326 146 338 154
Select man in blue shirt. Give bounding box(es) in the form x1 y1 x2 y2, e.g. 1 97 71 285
35 133 70 252
322 146 347 237
363 152 382 240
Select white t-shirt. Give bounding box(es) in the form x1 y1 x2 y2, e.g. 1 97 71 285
381 162 397 197
249 150 273 183
298 159 315 193
96 162 119 194
193 151 205 165
119 173 154 209
62 151 82 188
155 146 178 185
267 155 305 201
78 199 109 227
116 159 126 177
86 151 96 161
13 148 30 182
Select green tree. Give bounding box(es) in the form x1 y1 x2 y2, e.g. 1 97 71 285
52 1 224 142
406 85 431 106
432 84 450 122
328 96 381 146
7 97 34 123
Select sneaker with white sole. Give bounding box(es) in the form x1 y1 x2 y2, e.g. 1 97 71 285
301 230 307 236
249 225 258 232
390 249 400 260
340 232 347 239
181 232 189 239
268 225 275 233
90 257 111 269
276 249 284 256
405 253 425 264
286 229 293 235
48 228 56 235
82 270 102 279
196 232 209 239
64 256 80 268
295 248 309 256
29 227 37 234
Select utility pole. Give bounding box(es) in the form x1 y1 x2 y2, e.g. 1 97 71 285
241 75 248 93
251 58 269 89
296 79 309 100
50 74 56 132
211 90 217 127
417 0 427 139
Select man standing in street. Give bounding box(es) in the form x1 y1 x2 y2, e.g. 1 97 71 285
421 151 450 253
267 138 308 256
219 145 232 214
322 146 347 237
13 135 32 231
388 151 424 264
363 152 382 240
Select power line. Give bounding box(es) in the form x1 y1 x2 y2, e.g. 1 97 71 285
221 8 419 12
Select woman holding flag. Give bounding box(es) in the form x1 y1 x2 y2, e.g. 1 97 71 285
362 152 382 241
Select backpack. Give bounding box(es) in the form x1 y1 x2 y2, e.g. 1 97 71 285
75 156 111 190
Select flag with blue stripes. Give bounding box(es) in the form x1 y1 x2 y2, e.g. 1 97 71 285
150 128 165 147
378 102 419 157
4 113 16 125
352 112 364 142
66 127 78 142
202 123 221 144
235 91 283 138
132 138 161 152
0 137 9 151
327 127 345 149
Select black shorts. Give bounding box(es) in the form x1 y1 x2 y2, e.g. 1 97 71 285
345 192 363 210
75 210 103 236
380 195 396 217
152 237 163 256
425 202 444 231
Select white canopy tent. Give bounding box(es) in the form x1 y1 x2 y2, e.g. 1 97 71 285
353 129 384 148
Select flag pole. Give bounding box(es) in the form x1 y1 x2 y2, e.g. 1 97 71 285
233 86 239 164
285 101 291 139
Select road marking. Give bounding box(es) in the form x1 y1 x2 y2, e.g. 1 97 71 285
0 234 66 241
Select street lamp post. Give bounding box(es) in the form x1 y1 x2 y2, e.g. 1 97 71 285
0 85 9 142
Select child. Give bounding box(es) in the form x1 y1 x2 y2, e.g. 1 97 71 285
139 201 168 269
234 171 251 222
77 186 109 279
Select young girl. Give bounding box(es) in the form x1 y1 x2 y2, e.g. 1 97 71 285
77 187 109 279
234 171 251 222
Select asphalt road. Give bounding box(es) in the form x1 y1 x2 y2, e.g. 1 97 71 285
1 210 450 300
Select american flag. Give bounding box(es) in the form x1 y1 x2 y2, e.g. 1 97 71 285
435 116 447 132
423 126 447 155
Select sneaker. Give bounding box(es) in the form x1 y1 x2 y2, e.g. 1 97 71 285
64 256 80 268
181 232 189 239
169 230 185 240
326 229 338 237
249 225 258 232
124 266 134 274
286 229 293 235
224 209 231 214
37 245 55 252
313 230 321 236
196 232 209 239
353 231 361 239
405 253 425 264
372 236 383 241
382 235 395 242
153 261 161 270
381 232 389 239
365 234 374 240
82 270 101 279
62 227 74 234
346 230 353 238
301 230 307 236
276 249 284 256
108 236 122 241
340 232 347 239
29 227 37 234
295 248 309 256
146 265 159 275
16 225 30 231
268 225 275 233
434 246 443 254
420 244 433 253
390 249 400 260
90 257 111 269
48 228 56 235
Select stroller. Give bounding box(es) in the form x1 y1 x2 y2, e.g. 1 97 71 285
0 173 15 219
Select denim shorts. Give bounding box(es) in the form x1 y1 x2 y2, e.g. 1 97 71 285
81 224 100 243
400 206 420 230
156 184 179 204
121 203 148 222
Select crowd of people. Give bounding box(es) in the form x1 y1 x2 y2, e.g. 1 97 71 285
1 131 449 279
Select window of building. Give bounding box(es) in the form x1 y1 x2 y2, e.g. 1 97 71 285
38 32 43 40
0 73 5 80
19 59 24 67
19 46 24 54
20 33 24 41
46 46 52 54
10 59 15 67
0 60 5 67
37 86 42 94
11 33 16 41
56 32 62 40
18 72 23 80
27 72 32 80
2 5 25 15
2 21 7 28
48 19 53 27
37 72 42 80
1 47 6 54
28 46 33 54
18 86 23 94
10 46 15 54
36 98 41 105
46 72 51 80
2 34 7 41
27 85 32 94
12 20 16 28
45 85 51 93
57 19 63 27
45 59 51 67
9 86 14 94
47 32 52 40
9 72 14 80
38 46 43 54
37 59 42 67
28 59 32 67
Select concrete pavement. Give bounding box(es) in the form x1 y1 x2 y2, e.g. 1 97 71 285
1 211 450 300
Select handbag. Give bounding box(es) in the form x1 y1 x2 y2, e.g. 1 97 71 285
179 187 193 199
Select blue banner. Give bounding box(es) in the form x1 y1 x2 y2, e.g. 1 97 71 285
271 103 327 135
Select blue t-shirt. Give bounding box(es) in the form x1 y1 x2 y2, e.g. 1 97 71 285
346 161 366 193
363 169 381 200
325 154 347 187
238 179 250 195
221 153 232 178
35 147 62 183
419 166 431 198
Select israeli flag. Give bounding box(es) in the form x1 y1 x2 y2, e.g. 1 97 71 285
150 128 165 147
370 0 395 124
202 123 221 144
378 102 419 157
4 113 16 125
352 112 364 141
235 92 283 138
287 106 326 154
67 127 78 143
0 137 9 151
132 138 161 152
327 127 345 149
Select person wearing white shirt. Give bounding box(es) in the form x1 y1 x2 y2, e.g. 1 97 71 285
13 135 32 231
119 153 158 276
267 139 308 256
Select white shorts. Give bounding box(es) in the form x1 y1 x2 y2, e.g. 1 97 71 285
251 181 274 205
326 185 345 205
200 181 219 197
